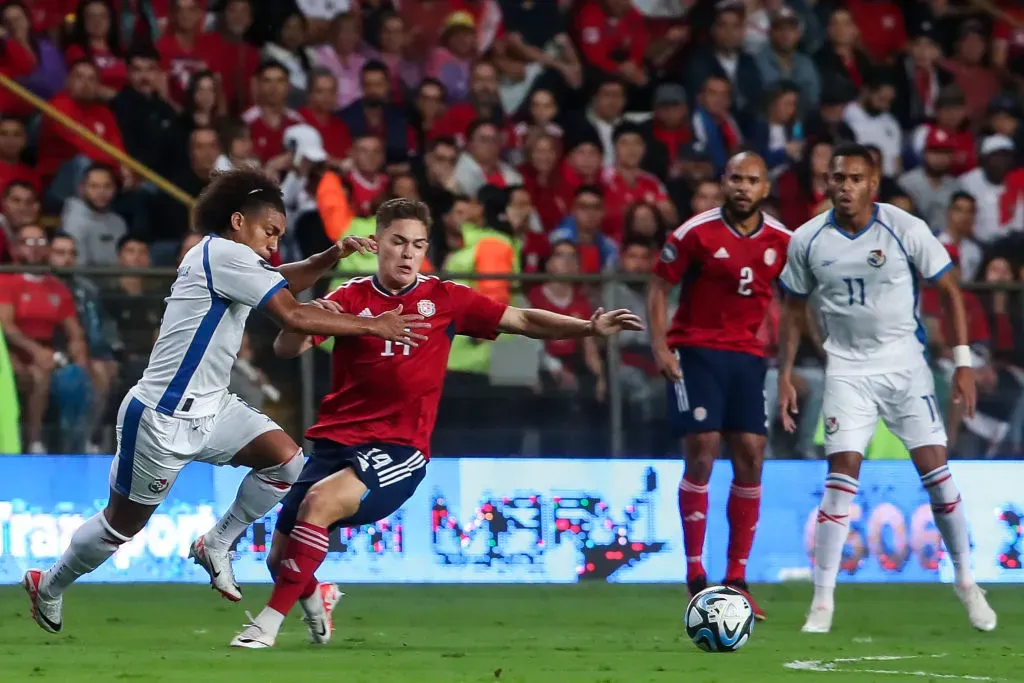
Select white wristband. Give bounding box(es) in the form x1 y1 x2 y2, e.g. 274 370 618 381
952 345 972 369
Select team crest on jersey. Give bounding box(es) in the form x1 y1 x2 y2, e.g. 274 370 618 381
764 248 777 266
867 250 885 268
824 417 839 435
661 243 677 263
417 299 436 317
49 294 61 307
148 478 169 494
693 407 707 422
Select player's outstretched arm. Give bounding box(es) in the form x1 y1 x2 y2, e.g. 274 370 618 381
933 269 977 418
776 294 807 433
496 306 644 339
645 274 681 381
275 236 377 294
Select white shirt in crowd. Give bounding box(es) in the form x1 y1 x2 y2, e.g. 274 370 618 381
843 102 903 178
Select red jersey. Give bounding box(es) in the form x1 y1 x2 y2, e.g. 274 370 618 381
575 0 647 74
299 107 352 160
242 106 305 163
600 166 668 240
307 275 508 456
219 38 261 114
653 208 792 357
344 170 388 217
37 93 126 179
527 284 591 359
994 7 1024 64
65 45 127 92
846 0 906 64
156 31 226 104
429 102 510 148
0 273 75 345
0 159 41 194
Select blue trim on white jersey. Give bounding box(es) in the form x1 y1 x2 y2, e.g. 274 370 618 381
155 237 230 415
257 279 288 309
778 279 808 298
926 261 954 282
114 397 146 496
876 218 928 347
828 204 879 240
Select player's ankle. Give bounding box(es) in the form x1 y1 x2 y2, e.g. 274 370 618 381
812 584 835 608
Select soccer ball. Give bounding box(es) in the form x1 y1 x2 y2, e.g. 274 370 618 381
684 586 755 653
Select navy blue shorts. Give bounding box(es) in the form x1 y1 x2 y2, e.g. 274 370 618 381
276 440 427 534
665 346 768 437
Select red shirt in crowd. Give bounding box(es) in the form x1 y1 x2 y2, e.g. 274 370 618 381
994 6 1024 65
37 93 126 180
242 106 304 163
653 208 791 357
0 273 76 347
519 229 551 274
652 124 691 164
574 0 647 74
556 162 600 214
299 107 352 160
921 287 999 348
0 38 38 115
344 170 389 217
775 170 829 231
846 0 906 64
430 102 508 148
65 44 127 92
219 38 261 113
919 123 976 176
600 166 668 240
308 275 507 457
28 0 72 33
520 165 565 233
156 31 226 104
527 284 592 360
0 159 41 194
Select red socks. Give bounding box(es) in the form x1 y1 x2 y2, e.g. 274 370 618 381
726 481 761 582
678 474 709 581
267 522 328 615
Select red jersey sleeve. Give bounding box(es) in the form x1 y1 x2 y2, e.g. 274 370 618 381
312 285 350 346
446 281 508 339
575 4 619 74
627 11 648 67
0 274 13 305
64 44 86 65
58 283 76 320
653 226 696 285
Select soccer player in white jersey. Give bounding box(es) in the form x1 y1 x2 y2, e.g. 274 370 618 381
22 170 429 634
776 143 996 634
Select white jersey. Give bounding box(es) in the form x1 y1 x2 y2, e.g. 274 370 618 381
132 235 287 418
779 203 952 375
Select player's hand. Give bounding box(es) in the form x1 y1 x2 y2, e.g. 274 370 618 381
653 344 681 382
590 308 645 337
369 304 431 346
338 235 377 258
311 297 344 314
952 366 977 419
778 375 799 433
595 375 607 403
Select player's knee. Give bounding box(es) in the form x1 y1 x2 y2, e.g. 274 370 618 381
828 451 862 478
684 434 719 478
257 449 303 488
298 481 359 524
730 435 765 483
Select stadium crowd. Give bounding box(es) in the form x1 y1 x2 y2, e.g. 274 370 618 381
0 0 1023 457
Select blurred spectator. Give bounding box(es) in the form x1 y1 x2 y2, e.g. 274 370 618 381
295 0 351 45
509 88 563 167
909 88 975 177
776 137 831 229
846 0 906 65
375 11 424 99
388 172 420 201
177 232 203 265
48 230 118 453
686 4 761 120
843 74 901 177
0 116 40 194
0 224 89 454
0 179 40 260
281 123 337 257
959 135 1020 244
65 0 125 101
150 126 219 264
485 183 545 272
892 19 953 131
498 0 568 60
886 188 916 215
986 94 1024 166
623 200 668 245
802 83 855 145
520 133 564 233
574 0 648 93
411 77 448 153
312 12 369 110
688 177 723 219
213 117 258 171
549 185 617 274
639 83 690 182
431 59 505 147
750 81 804 180
243 60 304 168
179 70 223 138
111 47 180 179
299 68 352 165
601 122 673 240
495 40 580 123
413 136 458 241
157 0 227 106
691 74 742 177
453 119 522 197
922 244 994 353
814 7 872 101
229 331 278 409
754 7 819 116
559 136 603 208
991 0 1024 75
262 11 314 103
898 127 958 232
38 59 129 204
428 11 478 104
441 192 516 304
61 163 127 266
104 235 158 393
941 20 1000 128
862 143 903 201
215 0 260 114
341 61 415 171
566 77 626 168
343 134 388 217
2 1 64 114
938 192 982 283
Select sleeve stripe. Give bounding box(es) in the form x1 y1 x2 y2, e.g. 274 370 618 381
257 278 288 310
926 261 954 282
778 279 808 298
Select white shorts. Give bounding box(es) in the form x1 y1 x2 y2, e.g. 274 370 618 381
109 390 282 504
822 364 947 456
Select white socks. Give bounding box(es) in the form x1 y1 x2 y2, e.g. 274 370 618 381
203 452 302 552
812 473 859 609
41 512 131 598
921 465 974 585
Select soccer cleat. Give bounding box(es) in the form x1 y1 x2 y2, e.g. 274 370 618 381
723 578 766 621
22 569 63 633
686 575 708 599
302 583 342 645
955 583 997 632
230 611 276 649
801 603 834 633
189 536 242 602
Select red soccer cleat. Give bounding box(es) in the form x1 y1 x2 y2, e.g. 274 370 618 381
724 578 766 621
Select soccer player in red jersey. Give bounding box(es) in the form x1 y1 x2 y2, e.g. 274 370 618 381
646 153 790 620
229 198 644 648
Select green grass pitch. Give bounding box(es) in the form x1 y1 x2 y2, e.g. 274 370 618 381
0 583 1021 683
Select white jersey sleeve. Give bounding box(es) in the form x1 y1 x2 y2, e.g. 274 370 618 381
207 238 288 309
778 213 828 297
900 215 954 282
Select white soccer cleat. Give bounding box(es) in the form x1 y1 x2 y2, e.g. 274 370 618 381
230 611 276 649
22 569 63 633
955 583 997 632
801 603 834 634
189 536 242 602
302 582 343 645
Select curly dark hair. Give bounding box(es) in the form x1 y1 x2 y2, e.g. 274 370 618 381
192 170 285 235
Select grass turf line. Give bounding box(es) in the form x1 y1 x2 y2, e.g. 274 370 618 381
0 583 1020 683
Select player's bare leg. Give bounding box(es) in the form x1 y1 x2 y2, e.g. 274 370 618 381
679 433 718 598
723 431 766 620
232 468 367 648
190 430 303 602
910 445 996 631
25 491 156 633
266 530 342 643
803 450 862 634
